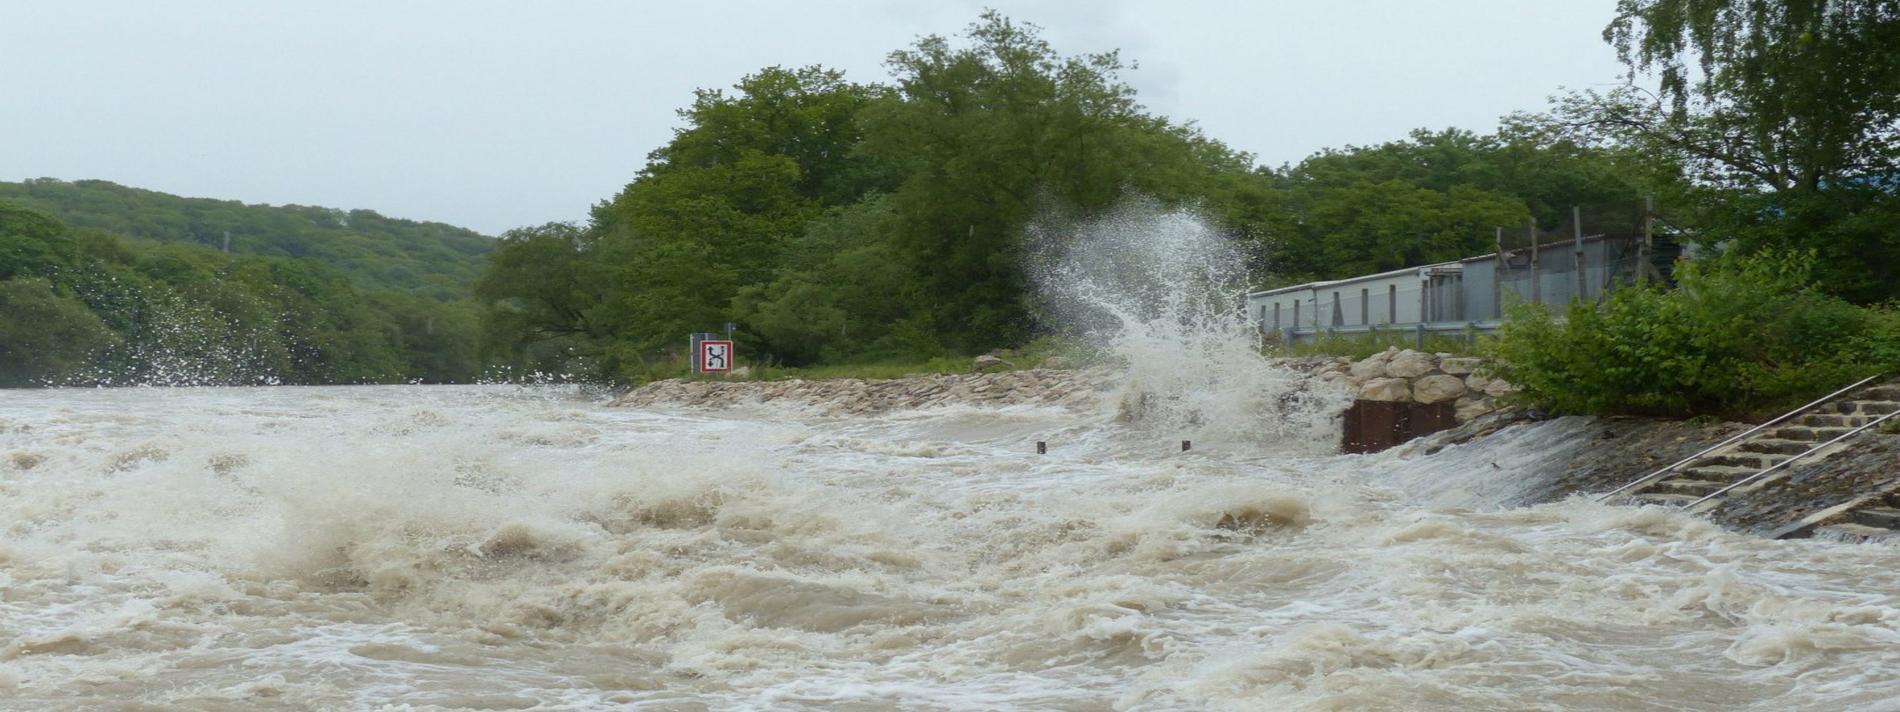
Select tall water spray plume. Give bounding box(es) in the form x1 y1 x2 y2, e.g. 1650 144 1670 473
1029 198 1348 449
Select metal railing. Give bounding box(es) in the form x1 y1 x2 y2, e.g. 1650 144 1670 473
1593 373 1887 503
1685 407 1900 511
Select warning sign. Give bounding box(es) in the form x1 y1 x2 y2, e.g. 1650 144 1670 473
698 339 733 373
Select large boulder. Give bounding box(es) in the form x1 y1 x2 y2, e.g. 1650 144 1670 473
1465 371 1491 392
1411 374 1468 404
1480 377 1518 398
1454 395 1494 422
1438 357 1482 375
1348 355 1388 380
1359 377 1412 402
1385 349 1437 378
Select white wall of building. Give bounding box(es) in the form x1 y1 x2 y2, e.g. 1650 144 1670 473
1248 266 1442 332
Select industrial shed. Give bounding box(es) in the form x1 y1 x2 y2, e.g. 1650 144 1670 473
1249 229 1672 344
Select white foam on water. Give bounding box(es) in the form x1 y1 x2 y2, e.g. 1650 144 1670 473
4 385 1900 710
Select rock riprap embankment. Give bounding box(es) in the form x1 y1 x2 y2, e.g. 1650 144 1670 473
1310 347 1517 423
608 367 1122 415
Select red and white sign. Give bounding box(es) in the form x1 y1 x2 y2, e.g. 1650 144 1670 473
698 340 734 373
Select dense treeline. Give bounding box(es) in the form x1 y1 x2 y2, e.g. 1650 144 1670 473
14 3 1889 406
1482 0 1900 417
0 178 493 300
0 202 479 386
478 13 1661 381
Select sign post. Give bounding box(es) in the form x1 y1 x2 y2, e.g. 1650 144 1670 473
697 338 734 374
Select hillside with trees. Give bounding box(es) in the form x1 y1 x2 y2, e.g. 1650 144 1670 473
0 178 493 300
0 200 483 387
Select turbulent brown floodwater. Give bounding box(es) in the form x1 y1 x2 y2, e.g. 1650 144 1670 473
3 384 1900 711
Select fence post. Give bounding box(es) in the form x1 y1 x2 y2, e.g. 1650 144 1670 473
1573 205 1587 302
1493 226 1505 320
1528 217 1541 307
1414 323 1426 349
1641 195 1655 282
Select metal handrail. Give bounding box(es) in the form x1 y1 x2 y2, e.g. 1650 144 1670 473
1594 373 1886 502
1686 407 1900 511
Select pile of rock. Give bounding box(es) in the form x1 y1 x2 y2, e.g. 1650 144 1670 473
1309 347 1517 422
608 367 1120 415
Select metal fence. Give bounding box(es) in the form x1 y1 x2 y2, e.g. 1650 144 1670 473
1253 201 1672 347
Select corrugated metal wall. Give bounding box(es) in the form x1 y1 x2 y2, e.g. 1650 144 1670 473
1250 234 1655 340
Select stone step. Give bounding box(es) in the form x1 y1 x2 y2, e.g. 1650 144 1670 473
1852 507 1900 529
1858 386 1900 402
1737 438 1817 456
1644 479 1728 497
1767 426 1855 443
1795 414 1858 428
1677 464 1759 481
1690 454 1770 470
1629 492 1699 507
1839 400 1900 416
1813 523 1900 543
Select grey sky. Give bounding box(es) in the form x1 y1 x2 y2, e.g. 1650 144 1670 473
1 1 1628 235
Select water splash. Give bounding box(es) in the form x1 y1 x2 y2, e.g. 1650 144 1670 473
1027 198 1349 449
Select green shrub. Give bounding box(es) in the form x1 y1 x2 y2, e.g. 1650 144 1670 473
1484 252 1896 419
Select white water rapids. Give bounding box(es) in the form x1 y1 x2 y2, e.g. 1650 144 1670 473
4 385 1900 711
6 206 1900 710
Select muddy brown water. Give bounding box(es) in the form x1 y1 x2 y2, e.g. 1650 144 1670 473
2 385 1899 711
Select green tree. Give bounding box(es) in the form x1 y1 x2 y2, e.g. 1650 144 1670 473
732 197 925 364
1296 180 1528 277
0 277 117 385
1559 0 1900 301
1260 127 1647 282
859 11 1244 352
475 222 611 377
553 67 895 378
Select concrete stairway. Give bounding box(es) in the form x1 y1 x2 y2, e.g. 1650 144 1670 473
1769 480 1900 541
1811 490 1900 542
1623 381 1900 508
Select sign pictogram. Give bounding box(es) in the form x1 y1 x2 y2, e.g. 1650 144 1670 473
698 339 734 373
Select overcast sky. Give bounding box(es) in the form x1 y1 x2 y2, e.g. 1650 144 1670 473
1 1 1629 235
